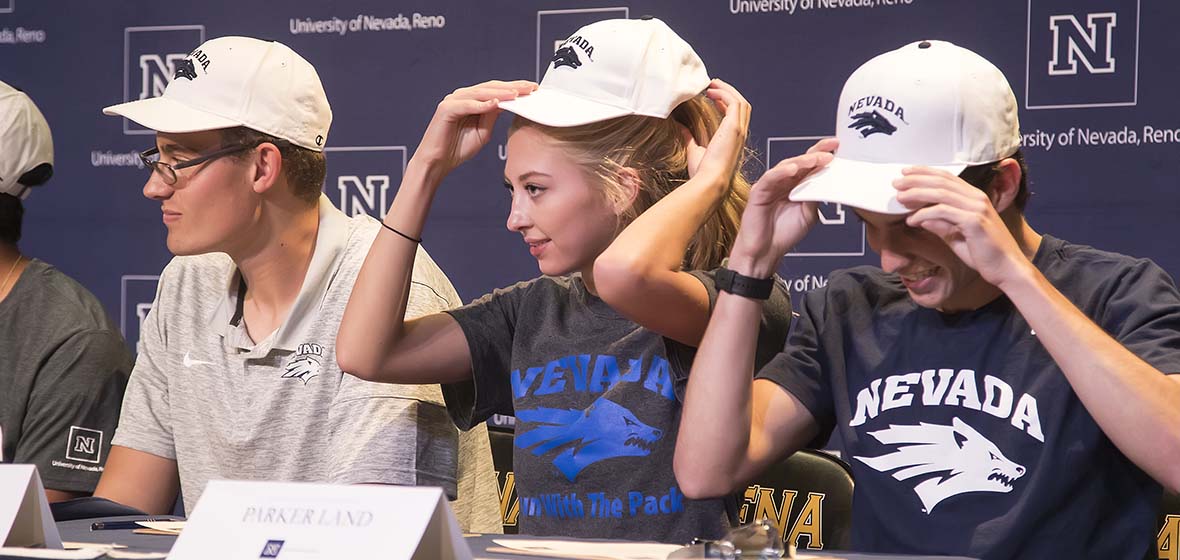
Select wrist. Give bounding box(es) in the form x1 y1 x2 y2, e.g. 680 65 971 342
725 253 778 279
994 258 1041 296
716 267 775 300
404 157 451 190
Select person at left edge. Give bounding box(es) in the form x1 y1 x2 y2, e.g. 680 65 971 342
0 80 133 502
94 36 501 532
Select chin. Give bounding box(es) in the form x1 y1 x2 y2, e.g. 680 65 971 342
165 236 208 257
536 262 569 277
534 255 583 278
908 292 945 309
906 284 953 310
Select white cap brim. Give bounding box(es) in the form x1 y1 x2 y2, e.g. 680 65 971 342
102 96 241 134
789 156 966 215
499 88 632 127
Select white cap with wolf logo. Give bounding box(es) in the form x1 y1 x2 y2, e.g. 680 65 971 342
789 40 1021 214
102 36 332 151
499 17 710 127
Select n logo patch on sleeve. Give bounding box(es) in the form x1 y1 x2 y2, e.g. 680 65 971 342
65 426 104 464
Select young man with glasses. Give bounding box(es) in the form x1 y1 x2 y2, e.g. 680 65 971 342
95 37 501 533
0 80 133 502
675 41 1180 558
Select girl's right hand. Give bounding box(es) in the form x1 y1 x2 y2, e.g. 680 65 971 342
411 80 537 175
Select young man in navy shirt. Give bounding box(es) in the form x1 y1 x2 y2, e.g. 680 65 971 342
676 40 1180 559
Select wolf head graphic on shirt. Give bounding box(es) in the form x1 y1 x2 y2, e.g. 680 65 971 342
514 397 662 482
854 417 1026 513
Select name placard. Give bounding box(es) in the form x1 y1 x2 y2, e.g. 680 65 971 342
169 481 471 560
0 465 62 548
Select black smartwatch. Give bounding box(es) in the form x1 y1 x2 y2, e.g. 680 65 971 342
715 267 774 300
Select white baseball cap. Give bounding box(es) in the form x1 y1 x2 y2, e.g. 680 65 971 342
790 40 1020 214
103 36 331 151
499 17 710 127
0 80 53 200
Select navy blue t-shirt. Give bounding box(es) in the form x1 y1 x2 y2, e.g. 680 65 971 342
758 235 1180 559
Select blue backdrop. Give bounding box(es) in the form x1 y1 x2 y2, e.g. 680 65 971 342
1 0 1176 361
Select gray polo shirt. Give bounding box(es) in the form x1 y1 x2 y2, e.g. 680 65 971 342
113 196 500 532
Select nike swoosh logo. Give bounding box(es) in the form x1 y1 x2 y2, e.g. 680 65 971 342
182 352 216 368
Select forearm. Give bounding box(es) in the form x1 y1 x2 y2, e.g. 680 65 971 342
601 176 728 274
336 161 442 380
676 289 764 497
1003 267 1180 490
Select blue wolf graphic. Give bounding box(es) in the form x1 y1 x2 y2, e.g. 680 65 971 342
515 397 662 481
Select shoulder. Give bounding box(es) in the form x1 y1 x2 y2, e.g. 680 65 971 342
470 275 571 306
151 253 234 318
1042 235 1164 273
23 261 106 322
409 245 460 309
18 261 126 340
1039 235 1176 291
158 252 235 284
342 214 463 308
803 266 907 313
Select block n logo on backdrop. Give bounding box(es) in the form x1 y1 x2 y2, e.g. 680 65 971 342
122 25 206 134
326 146 407 220
1026 0 1139 109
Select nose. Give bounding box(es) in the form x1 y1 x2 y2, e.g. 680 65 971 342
869 228 909 273
142 172 173 201
505 197 532 233
879 249 909 274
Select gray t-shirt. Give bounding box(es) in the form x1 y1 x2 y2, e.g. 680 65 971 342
0 259 132 493
112 198 501 532
443 271 792 543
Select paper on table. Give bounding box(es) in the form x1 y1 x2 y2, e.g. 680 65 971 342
105 551 169 559
491 539 681 560
135 521 185 534
0 547 105 559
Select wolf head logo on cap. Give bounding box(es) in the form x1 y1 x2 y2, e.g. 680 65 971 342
551 46 583 70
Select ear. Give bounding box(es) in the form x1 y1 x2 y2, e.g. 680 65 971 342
988 158 1022 214
613 167 642 215
250 142 284 196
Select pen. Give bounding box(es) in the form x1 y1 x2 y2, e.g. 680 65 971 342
90 518 171 531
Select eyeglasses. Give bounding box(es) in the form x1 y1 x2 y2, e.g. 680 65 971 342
139 139 289 185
